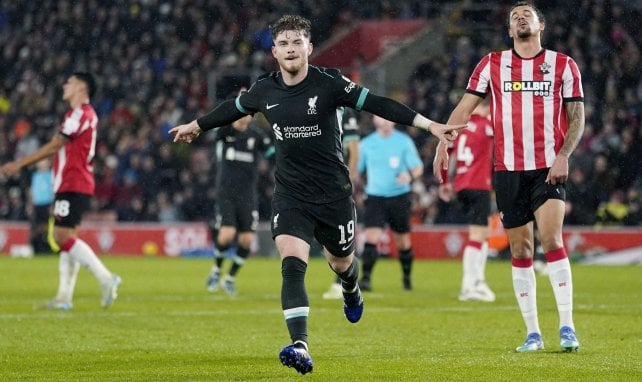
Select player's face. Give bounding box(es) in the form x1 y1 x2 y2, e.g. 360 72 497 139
508 5 543 40
62 76 83 102
272 29 313 75
372 115 395 135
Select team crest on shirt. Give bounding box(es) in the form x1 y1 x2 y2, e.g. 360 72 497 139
272 123 283 141
307 96 318 115
539 62 551 74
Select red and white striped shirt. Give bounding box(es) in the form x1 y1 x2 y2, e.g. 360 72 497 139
53 104 98 195
466 49 583 171
445 113 494 192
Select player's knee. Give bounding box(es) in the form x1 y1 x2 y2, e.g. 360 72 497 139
509 242 534 259
52 229 73 248
217 237 234 247
237 233 254 249
539 237 564 253
328 256 351 273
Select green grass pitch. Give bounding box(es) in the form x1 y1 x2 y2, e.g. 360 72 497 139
0 255 640 381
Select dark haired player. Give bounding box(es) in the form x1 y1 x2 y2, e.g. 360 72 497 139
171 15 464 374
435 2 583 352
1 72 121 310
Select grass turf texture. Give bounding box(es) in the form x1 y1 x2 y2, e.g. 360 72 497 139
0 255 640 381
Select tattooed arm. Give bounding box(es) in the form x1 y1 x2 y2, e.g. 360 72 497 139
546 101 585 184
559 102 585 156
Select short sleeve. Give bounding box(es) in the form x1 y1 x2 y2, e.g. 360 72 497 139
562 57 584 101
60 108 83 137
466 54 492 97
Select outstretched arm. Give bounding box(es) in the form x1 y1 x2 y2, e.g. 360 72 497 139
546 101 585 184
0 133 67 177
169 99 247 143
412 113 465 146
361 93 466 145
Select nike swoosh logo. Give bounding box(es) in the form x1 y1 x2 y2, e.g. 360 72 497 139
266 103 279 110
341 244 352 251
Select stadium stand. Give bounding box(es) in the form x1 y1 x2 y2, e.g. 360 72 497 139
0 0 639 227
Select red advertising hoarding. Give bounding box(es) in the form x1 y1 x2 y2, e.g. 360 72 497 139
0 222 210 257
1 222 640 259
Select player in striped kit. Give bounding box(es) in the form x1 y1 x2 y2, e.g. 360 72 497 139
434 2 584 352
1 72 121 310
436 98 496 302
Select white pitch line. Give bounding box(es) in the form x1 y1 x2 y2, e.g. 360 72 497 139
0 303 640 320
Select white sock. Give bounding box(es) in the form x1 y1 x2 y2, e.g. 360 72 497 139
55 251 80 303
547 257 574 330
68 238 112 285
476 242 489 283
512 265 540 335
461 245 480 291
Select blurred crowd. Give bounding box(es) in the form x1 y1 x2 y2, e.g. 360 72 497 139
0 0 640 228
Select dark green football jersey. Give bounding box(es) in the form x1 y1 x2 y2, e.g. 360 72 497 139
214 124 273 200
236 66 369 204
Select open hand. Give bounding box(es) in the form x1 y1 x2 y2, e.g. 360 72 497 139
432 142 449 183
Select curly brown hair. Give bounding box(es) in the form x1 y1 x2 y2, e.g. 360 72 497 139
270 15 312 42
